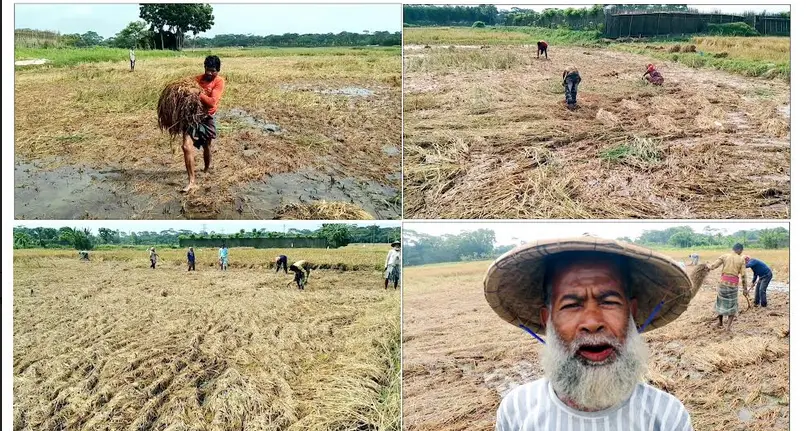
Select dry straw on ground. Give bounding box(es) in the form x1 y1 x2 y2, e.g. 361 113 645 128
13 250 401 430
157 79 206 137
274 202 374 220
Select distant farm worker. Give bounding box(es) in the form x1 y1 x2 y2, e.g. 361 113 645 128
537 40 549 59
182 55 226 193
689 252 700 266
385 241 402 290
745 255 773 307
149 247 159 269
290 260 312 290
219 243 229 271
643 63 664 86
129 48 136 72
187 247 196 271
78 250 90 261
486 237 694 430
562 66 582 109
706 243 748 332
275 254 289 274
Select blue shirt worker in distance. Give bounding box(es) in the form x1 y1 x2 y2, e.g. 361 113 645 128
745 255 773 307
219 244 229 271
486 237 695 431
187 247 196 271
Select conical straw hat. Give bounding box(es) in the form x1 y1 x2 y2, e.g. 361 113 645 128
484 237 695 335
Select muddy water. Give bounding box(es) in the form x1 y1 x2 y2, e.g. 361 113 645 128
280 84 375 98
228 168 400 220
14 162 156 219
222 108 282 133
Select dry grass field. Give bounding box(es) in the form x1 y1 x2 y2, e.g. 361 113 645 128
403 249 789 431
13 248 401 430
14 47 401 220
403 35 790 219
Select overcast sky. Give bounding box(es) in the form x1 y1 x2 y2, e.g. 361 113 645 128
404 222 789 246
496 4 789 14
13 220 400 235
15 4 402 38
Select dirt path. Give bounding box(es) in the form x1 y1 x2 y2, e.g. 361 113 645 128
403 261 789 431
403 46 790 219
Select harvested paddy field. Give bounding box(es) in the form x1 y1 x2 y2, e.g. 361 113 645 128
403 250 789 431
403 44 790 219
13 248 401 430
14 47 402 220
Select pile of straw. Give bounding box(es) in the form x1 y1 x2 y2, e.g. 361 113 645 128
157 79 205 137
274 202 374 220
681 44 697 53
689 264 710 296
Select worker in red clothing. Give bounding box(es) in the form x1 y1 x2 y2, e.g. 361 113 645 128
643 63 664 86
182 55 225 193
537 40 549 59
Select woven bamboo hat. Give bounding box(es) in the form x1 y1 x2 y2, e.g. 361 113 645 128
484 237 694 335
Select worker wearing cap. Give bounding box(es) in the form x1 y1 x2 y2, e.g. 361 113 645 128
486 237 694 430
643 63 664 86
290 260 311 290
385 241 402 290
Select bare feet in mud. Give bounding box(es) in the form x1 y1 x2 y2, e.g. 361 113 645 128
181 182 197 193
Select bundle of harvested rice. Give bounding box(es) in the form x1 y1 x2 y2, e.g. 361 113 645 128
689 264 710 296
761 118 790 138
646 114 676 133
620 99 643 111
668 45 681 53
595 109 619 127
157 78 205 137
714 52 729 58
274 202 374 220
681 44 697 53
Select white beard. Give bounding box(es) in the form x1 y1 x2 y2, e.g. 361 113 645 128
541 316 649 411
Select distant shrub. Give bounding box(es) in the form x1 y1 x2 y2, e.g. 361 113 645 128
707 22 761 37
472 21 486 28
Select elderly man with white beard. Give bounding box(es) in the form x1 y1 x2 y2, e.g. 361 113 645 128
484 237 696 431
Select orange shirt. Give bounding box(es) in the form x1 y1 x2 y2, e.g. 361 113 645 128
195 74 225 115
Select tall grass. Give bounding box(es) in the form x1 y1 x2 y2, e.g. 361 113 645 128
404 26 601 46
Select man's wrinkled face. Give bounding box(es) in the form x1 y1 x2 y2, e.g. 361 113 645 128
541 260 636 364
538 258 648 411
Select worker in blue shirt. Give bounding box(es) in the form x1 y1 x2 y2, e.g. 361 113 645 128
745 255 773 307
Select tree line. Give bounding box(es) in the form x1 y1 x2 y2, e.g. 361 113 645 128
403 4 789 30
403 229 515 266
13 225 401 250
621 226 789 249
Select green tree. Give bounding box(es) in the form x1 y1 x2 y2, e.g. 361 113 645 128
111 20 152 49
76 31 104 47
98 227 117 244
14 231 36 249
318 224 351 248
472 21 486 28
139 3 214 50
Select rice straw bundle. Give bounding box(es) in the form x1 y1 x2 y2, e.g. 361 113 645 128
157 78 205 137
689 264 710 296
274 202 374 220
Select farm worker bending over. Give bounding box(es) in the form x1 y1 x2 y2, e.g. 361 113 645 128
688 253 699 265
79 251 90 261
187 247 196 271
537 40 549 59
290 260 312 290
706 243 748 332
385 241 402 290
182 55 226 193
219 244 229 271
643 63 664 86
149 247 159 269
486 237 694 431
275 255 289 274
745 255 773 307
562 66 582 109
129 48 135 72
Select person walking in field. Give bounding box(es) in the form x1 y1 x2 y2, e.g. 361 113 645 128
182 55 226 193
643 63 664 86
290 260 311 290
486 237 694 430
745 255 773 307
219 243 229 271
537 40 549 59
385 241 402 290
187 247 196 271
562 66 582 109
129 48 136 72
689 252 700 265
275 254 289 274
706 243 748 332
149 247 159 269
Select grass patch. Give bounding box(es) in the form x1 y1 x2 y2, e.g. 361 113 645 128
600 137 665 168
406 47 531 72
404 26 601 46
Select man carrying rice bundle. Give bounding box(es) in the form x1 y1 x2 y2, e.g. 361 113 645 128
706 243 748 331
562 66 582 109
486 237 694 430
385 241 401 290
181 55 225 193
745 255 773 308
290 260 312 290
643 63 664 86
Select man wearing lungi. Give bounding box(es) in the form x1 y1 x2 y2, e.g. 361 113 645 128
385 241 401 290
182 55 225 193
707 243 748 332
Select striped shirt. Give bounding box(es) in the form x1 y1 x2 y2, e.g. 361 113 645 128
495 378 693 431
